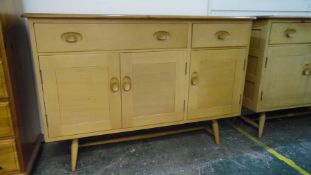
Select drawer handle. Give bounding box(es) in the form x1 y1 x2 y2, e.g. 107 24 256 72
303 68 311 76
215 31 230 40
285 29 297 38
0 166 3 172
110 77 120 93
122 76 132 92
61 32 83 43
191 72 199 86
153 31 170 41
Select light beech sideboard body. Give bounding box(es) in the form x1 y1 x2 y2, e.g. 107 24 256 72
244 17 311 113
24 14 253 142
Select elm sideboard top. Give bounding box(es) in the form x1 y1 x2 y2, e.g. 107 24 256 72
22 13 256 20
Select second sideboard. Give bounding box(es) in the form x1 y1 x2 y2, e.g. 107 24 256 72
24 14 254 171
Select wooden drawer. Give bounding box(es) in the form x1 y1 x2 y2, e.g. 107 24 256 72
192 23 251 48
270 22 311 44
0 59 8 98
34 23 189 52
0 139 19 173
0 102 13 138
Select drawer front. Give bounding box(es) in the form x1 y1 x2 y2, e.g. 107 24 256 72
270 22 311 44
34 23 189 52
0 58 8 98
0 102 13 138
192 23 251 48
0 139 19 173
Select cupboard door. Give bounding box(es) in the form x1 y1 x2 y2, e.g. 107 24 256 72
188 49 247 119
39 53 121 138
261 46 308 110
121 51 186 127
304 56 311 104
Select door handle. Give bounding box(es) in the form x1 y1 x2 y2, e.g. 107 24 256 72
110 77 120 93
215 30 230 40
285 29 297 38
191 72 199 86
61 32 83 43
153 31 170 41
122 76 132 92
302 68 311 76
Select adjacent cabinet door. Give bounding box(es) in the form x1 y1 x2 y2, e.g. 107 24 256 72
260 46 309 110
39 53 121 138
188 49 247 119
304 56 311 104
120 51 186 127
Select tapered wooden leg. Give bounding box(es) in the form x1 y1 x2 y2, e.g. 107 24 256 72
212 120 220 144
71 139 79 171
258 113 266 138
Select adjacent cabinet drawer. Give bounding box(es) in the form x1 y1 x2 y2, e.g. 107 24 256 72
0 139 19 173
0 58 8 98
192 23 251 48
34 23 189 52
270 22 311 44
0 102 13 138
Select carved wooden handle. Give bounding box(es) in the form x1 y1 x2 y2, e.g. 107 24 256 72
61 32 83 43
122 76 132 92
303 68 311 76
191 72 199 86
153 31 170 41
110 77 119 93
215 31 230 40
285 29 297 38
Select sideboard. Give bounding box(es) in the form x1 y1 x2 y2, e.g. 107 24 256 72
243 17 311 137
24 13 254 171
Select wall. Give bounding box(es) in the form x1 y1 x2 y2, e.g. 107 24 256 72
22 0 311 16
208 0 311 16
22 0 209 16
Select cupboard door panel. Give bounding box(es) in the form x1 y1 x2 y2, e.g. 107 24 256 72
0 59 8 98
0 139 19 172
39 53 121 138
0 102 13 138
121 51 186 127
188 49 246 119
261 46 308 109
